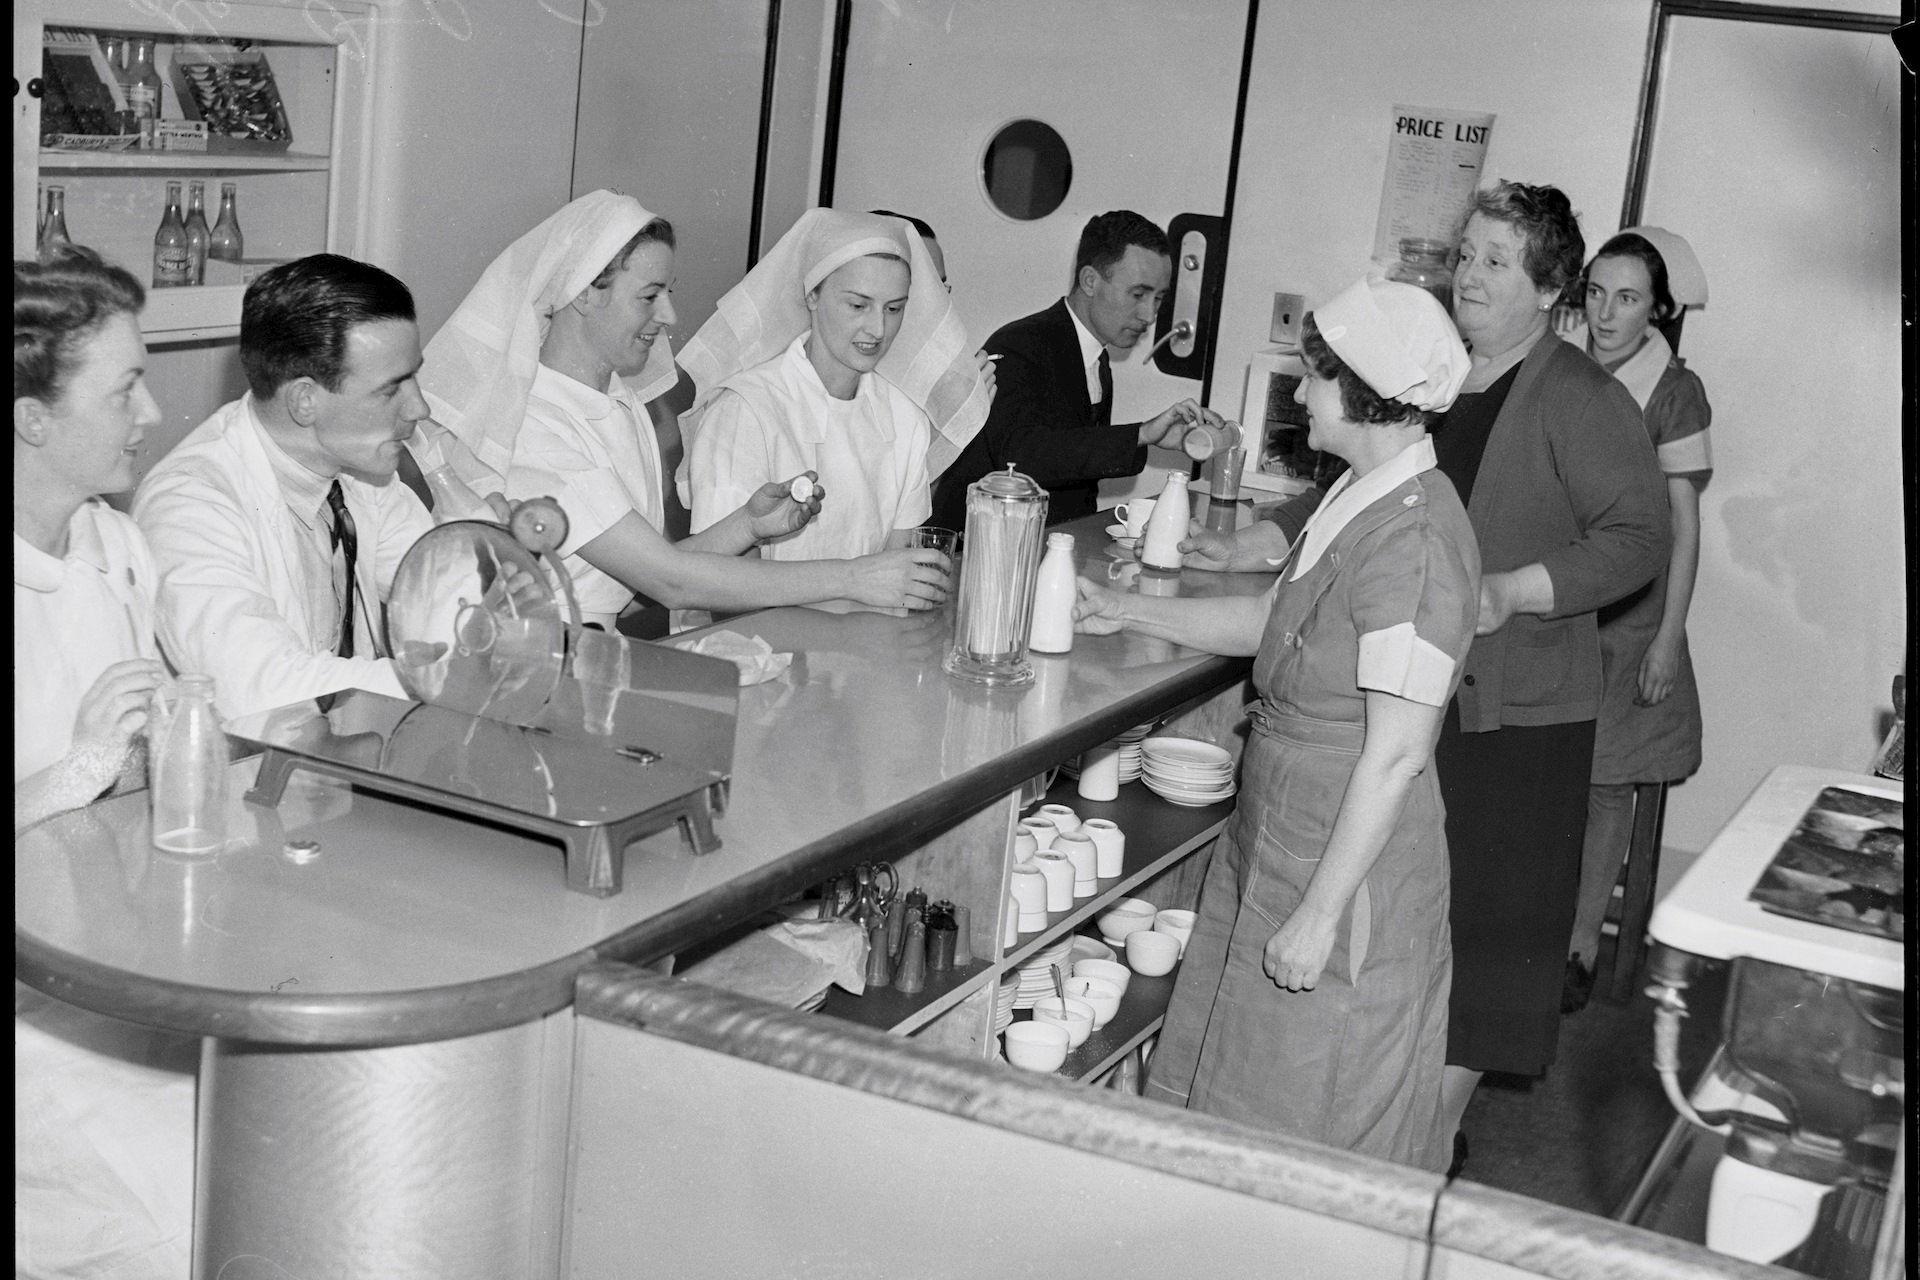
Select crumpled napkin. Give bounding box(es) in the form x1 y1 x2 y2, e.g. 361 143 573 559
679 917 868 1007
669 629 794 686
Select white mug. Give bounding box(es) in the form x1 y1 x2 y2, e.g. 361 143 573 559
1113 497 1157 538
1036 803 1080 834
1082 818 1125 877
1076 745 1121 802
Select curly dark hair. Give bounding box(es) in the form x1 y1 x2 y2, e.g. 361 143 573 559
1299 313 1436 429
588 216 676 290
15 245 146 405
1469 181 1585 292
1579 232 1678 322
1073 210 1169 282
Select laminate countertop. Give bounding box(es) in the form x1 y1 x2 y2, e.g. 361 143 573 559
15 516 1271 1046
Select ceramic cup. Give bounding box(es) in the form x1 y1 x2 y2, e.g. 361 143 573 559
1114 496 1156 538
1126 929 1181 976
1064 975 1123 1028
1036 803 1080 834
1002 892 1020 947
1004 1020 1070 1072
1019 816 1058 850
1053 831 1098 895
1081 819 1125 877
1011 829 1039 863
1009 864 1048 914
1073 957 1131 997
1033 996 1096 1049
1076 744 1122 802
1153 908 1197 958
1032 851 1075 912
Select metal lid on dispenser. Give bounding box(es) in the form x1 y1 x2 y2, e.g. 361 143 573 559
973 464 1045 501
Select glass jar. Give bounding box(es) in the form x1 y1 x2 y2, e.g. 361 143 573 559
150 675 229 856
1387 237 1454 313
945 466 1047 687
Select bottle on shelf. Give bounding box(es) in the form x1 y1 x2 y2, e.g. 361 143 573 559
41 187 73 255
126 38 163 147
208 183 244 262
1028 531 1078 655
100 34 136 136
184 181 211 285
36 182 47 243
153 182 193 288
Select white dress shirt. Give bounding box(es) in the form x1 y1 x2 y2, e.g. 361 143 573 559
1063 299 1108 405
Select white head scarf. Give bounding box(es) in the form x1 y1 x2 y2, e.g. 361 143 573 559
1617 226 1708 308
1312 279 1471 414
419 190 680 477
678 208 990 477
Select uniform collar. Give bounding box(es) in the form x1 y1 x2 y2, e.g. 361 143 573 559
1062 298 1106 373
533 360 645 424
1601 327 1672 411
14 499 113 592
1287 436 1437 580
780 333 889 443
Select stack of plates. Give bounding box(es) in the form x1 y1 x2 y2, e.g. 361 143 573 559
1141 737 1238 807
1011 937 1075 1009
993 971 1019 1034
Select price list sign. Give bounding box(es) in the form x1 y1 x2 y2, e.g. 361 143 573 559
1371 105 1496 267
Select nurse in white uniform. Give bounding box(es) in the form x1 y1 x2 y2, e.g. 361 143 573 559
680 210 975 562
15 246 195 1279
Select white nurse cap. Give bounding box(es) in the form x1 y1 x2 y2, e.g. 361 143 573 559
1618 226 1708 308
1313 279 1471 414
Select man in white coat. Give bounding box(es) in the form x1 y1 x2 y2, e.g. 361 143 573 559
134 254 435 719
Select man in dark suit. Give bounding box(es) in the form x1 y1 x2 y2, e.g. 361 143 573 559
930 211 1218 529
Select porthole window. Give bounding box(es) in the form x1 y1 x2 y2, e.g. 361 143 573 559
981 119 1072 221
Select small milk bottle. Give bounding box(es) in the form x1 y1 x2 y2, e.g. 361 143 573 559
150 675 230 856
1028 531 1078 654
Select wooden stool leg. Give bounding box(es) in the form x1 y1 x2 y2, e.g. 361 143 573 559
1604 781 1668 1004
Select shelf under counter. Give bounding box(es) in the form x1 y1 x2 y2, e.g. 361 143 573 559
1060 968 1177 1082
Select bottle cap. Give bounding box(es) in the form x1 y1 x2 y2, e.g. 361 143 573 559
1046 532 1074 550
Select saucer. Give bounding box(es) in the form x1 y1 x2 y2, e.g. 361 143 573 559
1105 524 1139 550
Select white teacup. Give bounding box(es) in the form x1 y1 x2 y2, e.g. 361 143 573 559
1019 816 1058 850
1032 851 1076 912
1053 831 1098 893
1126 929 1181 976
1081 819 1125 877
1033 996 1096 1049
1036 803 1080 834
1009 864 1048 914
1153 908 1197 958
1074 957 1131 997
1004 1021 1070 1072
1064 975 1122 1028
1114 497 1157 538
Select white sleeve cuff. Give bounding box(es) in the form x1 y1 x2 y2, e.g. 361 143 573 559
1657 429 1711 476
1356 622 1457 706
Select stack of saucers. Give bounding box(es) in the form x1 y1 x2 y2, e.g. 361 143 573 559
993 971 1019 1034
1141 737 1238 807
1061 721 1154 786
1011 937 1076 1009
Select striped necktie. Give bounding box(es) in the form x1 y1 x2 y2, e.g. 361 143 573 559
324 479 358 659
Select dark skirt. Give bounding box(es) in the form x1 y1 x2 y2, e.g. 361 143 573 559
1438 707 1596 1076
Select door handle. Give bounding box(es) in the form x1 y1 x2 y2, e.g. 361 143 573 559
1151 212 1225 383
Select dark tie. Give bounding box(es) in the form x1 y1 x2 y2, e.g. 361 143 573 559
1095 349 1114 430
325 479 358 659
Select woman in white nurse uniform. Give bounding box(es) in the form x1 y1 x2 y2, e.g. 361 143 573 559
680 209 990 565
15 246 195 1279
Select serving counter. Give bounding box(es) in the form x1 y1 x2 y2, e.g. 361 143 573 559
15 517 1795 1278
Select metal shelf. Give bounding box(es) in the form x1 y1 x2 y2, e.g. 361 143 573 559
40 149 332 174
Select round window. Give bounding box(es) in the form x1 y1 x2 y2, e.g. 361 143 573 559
981 119 1073 221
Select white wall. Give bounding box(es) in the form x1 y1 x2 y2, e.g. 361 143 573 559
367 0 587 340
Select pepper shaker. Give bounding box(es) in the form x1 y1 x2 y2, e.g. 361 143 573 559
894 920 928 994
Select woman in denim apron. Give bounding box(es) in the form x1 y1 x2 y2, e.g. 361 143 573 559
1076 280 1479 1172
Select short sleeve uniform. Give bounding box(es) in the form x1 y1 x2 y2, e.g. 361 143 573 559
687 334 931 560
1145 442 1482 1173
1591 354 1711 784
508 363 667 629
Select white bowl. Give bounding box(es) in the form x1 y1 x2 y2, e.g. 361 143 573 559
1073 957 1131 997
1126 930 1181 976
1064 975 1122 1028
1070 936 1116 964
1097 898 1157 941
1032 997 1096 1048
1154 909 1197 957
1004 1021 1070 1072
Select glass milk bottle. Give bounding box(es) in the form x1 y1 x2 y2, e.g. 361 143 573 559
944 466 1047 687
150 675 230 855
1027 531 1078 654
